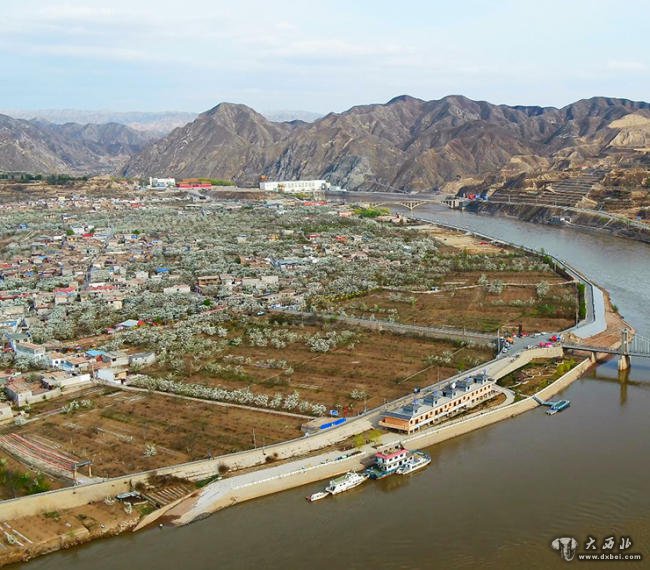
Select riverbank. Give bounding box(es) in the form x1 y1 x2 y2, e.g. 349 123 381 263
0 216 629 567
159 348 592 526
0 353 597 565
0 500 139 567
467 201 650 244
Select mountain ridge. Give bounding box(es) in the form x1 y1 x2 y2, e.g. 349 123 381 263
122 95 650 190
0 115 153 174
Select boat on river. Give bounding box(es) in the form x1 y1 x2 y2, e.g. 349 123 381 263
325 471 369 495
546 400 570 415
364 448 409 479
306 491 329 502
396 451 431 475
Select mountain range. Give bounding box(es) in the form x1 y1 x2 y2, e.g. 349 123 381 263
122 95 650 190
0 114 154 174
2 96 650 190
0 110 198 136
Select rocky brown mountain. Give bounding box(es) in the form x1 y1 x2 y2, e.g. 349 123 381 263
0 115 153 174
122 95 650 191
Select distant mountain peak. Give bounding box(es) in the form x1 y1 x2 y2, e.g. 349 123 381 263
386 94 423 105
3 95 649 188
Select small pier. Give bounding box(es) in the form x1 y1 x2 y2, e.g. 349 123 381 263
533 395 571 415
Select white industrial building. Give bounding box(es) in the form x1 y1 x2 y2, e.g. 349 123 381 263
259 180 329 194
148 177 176 189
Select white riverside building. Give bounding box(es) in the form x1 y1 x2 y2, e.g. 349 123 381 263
259 180 329 194
379 373 497 434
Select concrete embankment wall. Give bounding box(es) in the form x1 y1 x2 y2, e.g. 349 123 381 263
171 454 372 525
0 347 576 521
489 346 563 380
0 476 137 522
170 354 593 524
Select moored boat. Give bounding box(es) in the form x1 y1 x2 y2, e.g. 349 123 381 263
364 447 409 479
546 400 570 415
395 451 431 475
325 471 369 495
306 491 329 502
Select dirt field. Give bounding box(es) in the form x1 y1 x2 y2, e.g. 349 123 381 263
413 225 509 254
0 449 64 501
147 323 494 412
338 271 576 333
5 389 302 478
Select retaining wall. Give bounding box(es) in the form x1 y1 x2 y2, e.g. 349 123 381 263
0 352 591 524
170 355 593 524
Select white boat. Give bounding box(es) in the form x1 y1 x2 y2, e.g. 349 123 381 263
306 491 329 502
396 451 431 475
325 471 369 495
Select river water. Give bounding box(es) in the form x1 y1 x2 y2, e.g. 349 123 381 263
24 207 650 569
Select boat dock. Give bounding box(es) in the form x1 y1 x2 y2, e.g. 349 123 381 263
533 395 571 415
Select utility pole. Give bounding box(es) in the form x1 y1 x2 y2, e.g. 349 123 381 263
252 428 257 449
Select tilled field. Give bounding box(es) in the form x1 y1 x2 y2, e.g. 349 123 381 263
8 390 301 478
152 325 494 411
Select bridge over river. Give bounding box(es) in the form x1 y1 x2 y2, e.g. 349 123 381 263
564 329 650 370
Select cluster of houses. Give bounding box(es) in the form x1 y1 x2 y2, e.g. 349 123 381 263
0 339 156 416
0 191 420 425
379 373 497 434
1 195 418 350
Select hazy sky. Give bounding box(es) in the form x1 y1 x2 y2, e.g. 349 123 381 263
2 0 649 113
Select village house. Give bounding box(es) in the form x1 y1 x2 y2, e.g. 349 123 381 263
271 257 307 271
0 403 13 423
196 275 221 288
0 319 22 334
241 275 279 291
41 371 91 390
128 351 156 367
113 319 140 332
59 356 92 374
48 351 67 369
33 292 54 315
163 284 191 295
101 350 130 367
13 341 47 363
54 286 78 305
4 378 39 407
96 367 128 384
